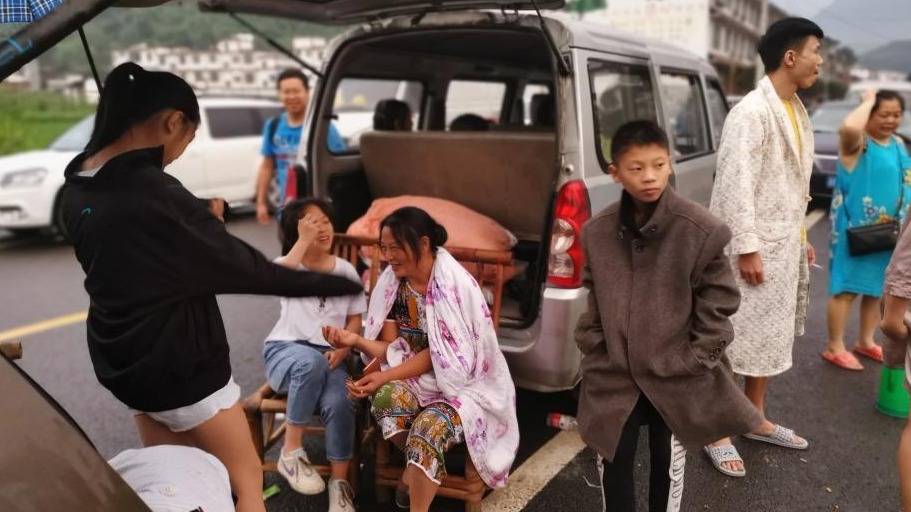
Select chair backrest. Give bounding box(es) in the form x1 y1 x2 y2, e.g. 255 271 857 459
332 233 382 293
330 233 512 331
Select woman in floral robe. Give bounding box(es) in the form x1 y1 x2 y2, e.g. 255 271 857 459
324 206 518 512
825 90 911 370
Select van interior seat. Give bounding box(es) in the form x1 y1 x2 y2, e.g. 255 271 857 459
359 131 557 240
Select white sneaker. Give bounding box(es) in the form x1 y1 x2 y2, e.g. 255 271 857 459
328 478 356 512
277 448 326 495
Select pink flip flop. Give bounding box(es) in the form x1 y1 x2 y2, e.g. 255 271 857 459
822 350 864 371
854 345 884 363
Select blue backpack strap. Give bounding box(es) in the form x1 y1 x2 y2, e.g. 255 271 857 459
266 115 280 144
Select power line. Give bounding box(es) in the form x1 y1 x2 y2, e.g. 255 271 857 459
818 12 895 44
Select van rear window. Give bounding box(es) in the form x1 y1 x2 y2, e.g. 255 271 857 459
588 60 658 164
331 78 424 152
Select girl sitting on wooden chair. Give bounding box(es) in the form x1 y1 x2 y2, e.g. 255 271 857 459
264 198 367 511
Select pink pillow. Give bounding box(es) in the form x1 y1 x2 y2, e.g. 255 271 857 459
346 196 518 283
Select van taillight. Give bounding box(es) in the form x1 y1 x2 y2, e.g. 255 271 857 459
548 180 591 288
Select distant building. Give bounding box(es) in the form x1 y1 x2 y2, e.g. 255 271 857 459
587 0 846 95
111 33 327 97
850 67 907 83
708 0 787 92
5 60 41 91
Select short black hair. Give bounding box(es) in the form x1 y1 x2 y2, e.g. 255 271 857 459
758 17 824 73
449 113 489 132
276 68 309 90
610 120 669 164
279 198 334 255
373 99 412 131
873 90 906 115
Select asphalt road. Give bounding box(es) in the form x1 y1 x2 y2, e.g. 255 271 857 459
0 209 904 512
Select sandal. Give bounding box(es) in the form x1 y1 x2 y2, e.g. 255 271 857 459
854 344 884 363
743 424 808 450
822 350 864 371
702 444 746 477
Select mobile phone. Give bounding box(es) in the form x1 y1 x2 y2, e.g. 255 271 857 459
361 357 380 377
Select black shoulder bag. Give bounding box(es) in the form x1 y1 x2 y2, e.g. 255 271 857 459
844 139 906 256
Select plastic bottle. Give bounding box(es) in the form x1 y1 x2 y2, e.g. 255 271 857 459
546 412 578 430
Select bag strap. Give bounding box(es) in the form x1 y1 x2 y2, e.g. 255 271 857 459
266 115 281 145
842 136 904 226
894 137 906 220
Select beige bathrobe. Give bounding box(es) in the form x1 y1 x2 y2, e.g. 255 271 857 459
709 76 813 377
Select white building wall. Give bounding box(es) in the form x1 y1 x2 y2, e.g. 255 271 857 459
110 33 327 97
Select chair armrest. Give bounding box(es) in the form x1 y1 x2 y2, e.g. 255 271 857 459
242 382 277 414
0 341 22 361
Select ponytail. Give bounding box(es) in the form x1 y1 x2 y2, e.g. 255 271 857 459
84 62 200 156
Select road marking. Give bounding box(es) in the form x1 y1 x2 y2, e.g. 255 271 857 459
482 429 587 510
0 311 87 343
806 209 826 230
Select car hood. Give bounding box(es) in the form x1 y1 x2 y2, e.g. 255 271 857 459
813 131 839 157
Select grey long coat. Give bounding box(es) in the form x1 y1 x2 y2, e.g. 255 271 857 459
575 189 762 461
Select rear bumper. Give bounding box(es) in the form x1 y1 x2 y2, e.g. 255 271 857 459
501 286 587 392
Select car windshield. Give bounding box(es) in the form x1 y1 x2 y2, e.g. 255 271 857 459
812 103 911 137
49 115 94 151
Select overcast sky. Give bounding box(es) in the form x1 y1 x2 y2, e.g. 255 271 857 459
786 0 833 17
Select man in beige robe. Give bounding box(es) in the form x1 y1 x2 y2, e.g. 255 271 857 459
705 17 824 477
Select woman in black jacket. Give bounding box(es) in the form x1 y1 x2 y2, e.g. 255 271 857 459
60 62 361 512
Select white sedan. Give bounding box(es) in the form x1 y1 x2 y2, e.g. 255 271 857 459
0 97 281 234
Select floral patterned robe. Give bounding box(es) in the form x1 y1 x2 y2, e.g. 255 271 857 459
363 249 519 488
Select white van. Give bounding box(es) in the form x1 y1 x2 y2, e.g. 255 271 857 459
210 0 730 392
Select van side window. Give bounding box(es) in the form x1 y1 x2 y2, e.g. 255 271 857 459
659 71 710 158
523 83 552 127
446 80 506 129
207 107 281 139
704 79 729 148
332 78 424 151
588 60 658 164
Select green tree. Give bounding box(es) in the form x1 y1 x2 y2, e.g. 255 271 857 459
564 0 607 15
40 3 345 77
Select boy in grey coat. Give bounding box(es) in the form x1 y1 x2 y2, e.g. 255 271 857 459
575 121 762 512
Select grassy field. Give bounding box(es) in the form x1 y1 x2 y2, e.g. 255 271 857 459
0 88 94 156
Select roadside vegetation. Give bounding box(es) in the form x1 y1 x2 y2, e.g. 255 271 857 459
0 87 93 156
